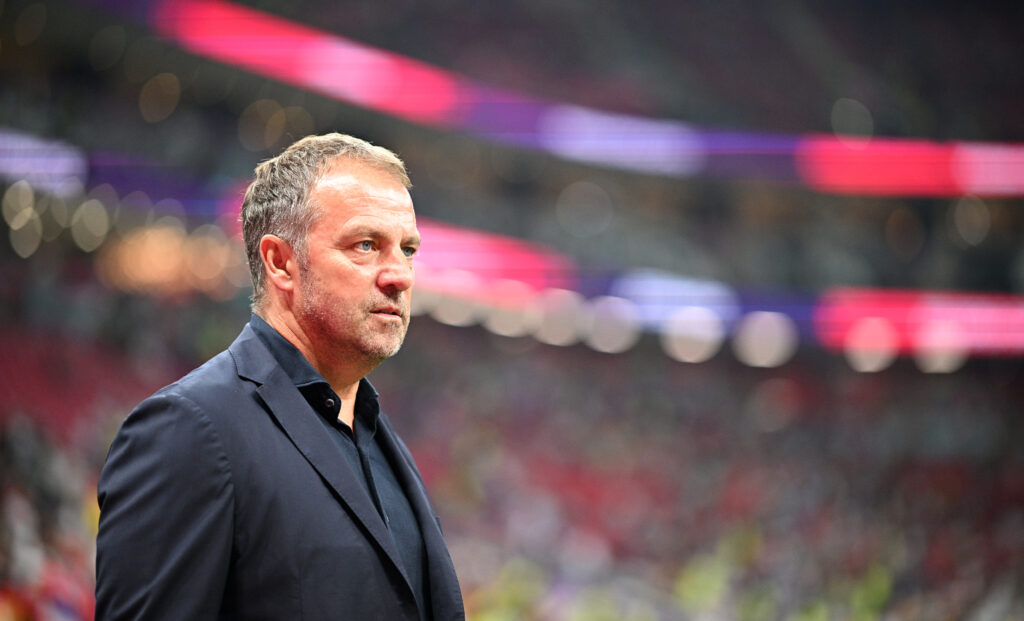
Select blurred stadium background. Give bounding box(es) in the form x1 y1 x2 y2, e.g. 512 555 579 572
2 0 1024 618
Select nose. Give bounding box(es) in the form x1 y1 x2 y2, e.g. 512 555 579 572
377 247 414 294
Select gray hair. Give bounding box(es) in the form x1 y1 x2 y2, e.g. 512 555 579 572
241 133 410 309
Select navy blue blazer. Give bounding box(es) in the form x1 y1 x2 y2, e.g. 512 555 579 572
96 323 465 620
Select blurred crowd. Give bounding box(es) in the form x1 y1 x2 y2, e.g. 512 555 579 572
2 238 1023 620
385 323 1024 620
3 0 1024 619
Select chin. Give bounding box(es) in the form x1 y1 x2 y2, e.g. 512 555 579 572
362 339 405 362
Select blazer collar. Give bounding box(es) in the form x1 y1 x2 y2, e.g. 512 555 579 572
227 324 415 598
229 322 278 385
377 419 466 620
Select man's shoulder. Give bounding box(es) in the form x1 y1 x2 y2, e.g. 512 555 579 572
143 339 257 418
168 347 242 394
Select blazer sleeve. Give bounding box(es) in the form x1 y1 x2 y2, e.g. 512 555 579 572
95 391 234 621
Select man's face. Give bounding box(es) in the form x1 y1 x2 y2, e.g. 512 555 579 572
295 160 419 366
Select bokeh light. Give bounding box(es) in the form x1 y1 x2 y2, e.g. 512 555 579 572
429 270 484 327
2 180 34 228
70 199 111 252
533 288 585 346
582 295 641 354
431 293 482 327
732 311 799 368
184 224 232 294
8 207 42 258
96 221 248 299
114 190 154 234
410 284 438 317
238 99 285 152
139 73 182 123
951 195 991 246
38 194 69 241
481 280 541 338
659 305 725 363
843 316 899 373
830 98 874 146
272 106 315 148
914 319 968 373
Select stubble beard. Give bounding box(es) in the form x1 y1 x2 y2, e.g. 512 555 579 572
297 271 409 367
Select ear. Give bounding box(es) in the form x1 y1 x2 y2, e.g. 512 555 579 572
259 234 298 295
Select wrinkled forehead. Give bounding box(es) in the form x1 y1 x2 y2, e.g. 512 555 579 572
311 160 413 210
316 156 407 190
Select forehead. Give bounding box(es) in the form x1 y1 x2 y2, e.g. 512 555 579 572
310 160 415 222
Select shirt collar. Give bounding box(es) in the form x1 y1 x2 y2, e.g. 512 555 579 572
249 314 381 428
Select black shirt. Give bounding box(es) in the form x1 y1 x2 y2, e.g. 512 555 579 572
250 315 431 620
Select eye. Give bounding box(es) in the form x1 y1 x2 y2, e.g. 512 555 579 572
356 240 375 252
402 246 418 258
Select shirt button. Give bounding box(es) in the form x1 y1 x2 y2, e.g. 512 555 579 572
325 398 335 409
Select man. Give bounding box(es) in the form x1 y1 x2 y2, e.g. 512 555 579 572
95 133 465 620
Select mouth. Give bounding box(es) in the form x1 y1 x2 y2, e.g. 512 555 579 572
371 307 404 319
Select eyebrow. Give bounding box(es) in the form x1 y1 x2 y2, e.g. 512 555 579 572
345 226 421 247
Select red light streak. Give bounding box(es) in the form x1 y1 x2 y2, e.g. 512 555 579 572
796 136 958 197
151 0 459 123
815 288 1024 355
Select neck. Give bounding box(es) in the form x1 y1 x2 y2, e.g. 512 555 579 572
335 382 359 429
256 307 367 416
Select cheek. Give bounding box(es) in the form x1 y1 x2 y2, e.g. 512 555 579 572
320 262 365 286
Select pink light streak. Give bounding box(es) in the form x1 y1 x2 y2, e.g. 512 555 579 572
150 0 1024 197
815 288 1024 356
152 0 460 123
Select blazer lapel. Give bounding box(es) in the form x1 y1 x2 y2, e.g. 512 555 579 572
377 418 466 620
228 327 411 591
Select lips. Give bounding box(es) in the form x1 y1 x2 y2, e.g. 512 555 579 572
371 306 403 318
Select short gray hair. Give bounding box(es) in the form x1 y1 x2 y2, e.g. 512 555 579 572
241 133 410 309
